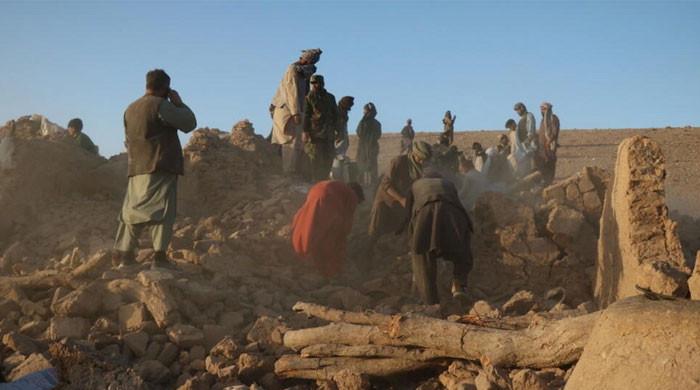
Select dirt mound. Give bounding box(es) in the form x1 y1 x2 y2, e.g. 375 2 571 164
0 115 66 140
178 123 281 217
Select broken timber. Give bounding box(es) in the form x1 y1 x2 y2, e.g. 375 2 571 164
275 302 600 379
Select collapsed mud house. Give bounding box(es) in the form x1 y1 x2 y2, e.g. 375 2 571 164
0 115 698 389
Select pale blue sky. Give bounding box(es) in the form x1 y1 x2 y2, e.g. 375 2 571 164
1 1 698 157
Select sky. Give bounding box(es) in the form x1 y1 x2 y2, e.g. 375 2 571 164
1 1 698 157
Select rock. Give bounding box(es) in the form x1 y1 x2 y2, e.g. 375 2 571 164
595 136 690 308
469 301 500 318
501 290 537 316
474 362 510 390
636 260 689 298
582 191 602 212
2 331 38 355
202 324 228 350
189 345 206 362
542 183 566 204
546 206 585 238
246 316 286 346
50 284 103 318
119 302 148 332
510 369 548 390
0 298 20 318
210 336 239 359
123 331 149 357
219 311 246 329
19 320 48 337
48 317 89 340
144 341 163 361
237 353 273 383
439 361 478 390
167 324 204 349
137 269 175 286
565 183 581 203
136 360 171 383
332 368 371 390
6 353 53 382
566 296 700 390
157 342 180 366
328 287 372 311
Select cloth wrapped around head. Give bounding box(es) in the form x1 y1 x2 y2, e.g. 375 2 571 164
363 102 377 119
514 102 526 111
338 96 354 109
540 101 553 111
300 48 323 64
412 140 432 161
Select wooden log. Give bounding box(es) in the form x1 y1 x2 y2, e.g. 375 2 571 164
275 354 438 380
0 270 67 295
284 303 601 369
301 344 462 361
293 301 388 325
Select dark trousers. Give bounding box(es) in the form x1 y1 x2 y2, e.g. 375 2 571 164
411 251 473 305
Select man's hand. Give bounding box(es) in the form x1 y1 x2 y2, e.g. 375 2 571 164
302 132 309 143
168 90 184 107
293 114 302 125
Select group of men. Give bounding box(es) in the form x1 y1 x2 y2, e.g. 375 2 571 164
103 49 560 308
269 49 382 185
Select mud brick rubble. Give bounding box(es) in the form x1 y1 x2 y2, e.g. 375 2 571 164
0 115 699 390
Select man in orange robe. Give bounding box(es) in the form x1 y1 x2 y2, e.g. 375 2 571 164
292 180 364 278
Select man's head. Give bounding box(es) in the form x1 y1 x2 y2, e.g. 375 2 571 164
67 118 83 136
363 102 377 118
338 96 354 111
540 102 553 116
505 119 517 131
146 69 171 98
412 141 432 165
407 119 412 125
472 142 484 154
310 74 324 91
458 155 475 173
347 182 365 203
299 48 323 65
514 102 526 116
498 134 509 146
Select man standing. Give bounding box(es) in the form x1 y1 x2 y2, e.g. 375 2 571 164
112 69 197 269
514 102 537 156
441 111 456 146
400 118 415 155
404 175 473 304
535 102 560 184
331 96 354 182
270 49 322 175
291 180 364 278
303 74 338 182
66 118 99 155
356 102 382 186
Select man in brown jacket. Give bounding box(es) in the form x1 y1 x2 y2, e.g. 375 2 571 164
112 69 197 269
405 175 473 305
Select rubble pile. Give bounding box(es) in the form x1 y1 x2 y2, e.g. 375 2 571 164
1 115 700 390
469 167 608 305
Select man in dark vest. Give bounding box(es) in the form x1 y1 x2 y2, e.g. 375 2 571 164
112 69 197 269
403 174 473 304
303 74 338 182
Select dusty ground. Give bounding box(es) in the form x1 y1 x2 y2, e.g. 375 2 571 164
351 126 700 216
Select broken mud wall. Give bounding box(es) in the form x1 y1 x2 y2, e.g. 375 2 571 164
469 167 608 306
595 136 689 308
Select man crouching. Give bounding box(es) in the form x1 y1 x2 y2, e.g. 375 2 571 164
112 69 197 269
404 174 473 304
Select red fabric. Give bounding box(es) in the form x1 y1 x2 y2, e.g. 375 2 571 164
291 180 359 277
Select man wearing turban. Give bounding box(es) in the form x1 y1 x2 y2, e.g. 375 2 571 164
270 48 322 176
535 102 560 184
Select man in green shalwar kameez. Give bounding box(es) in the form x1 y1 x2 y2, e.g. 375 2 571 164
112 69 197 269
